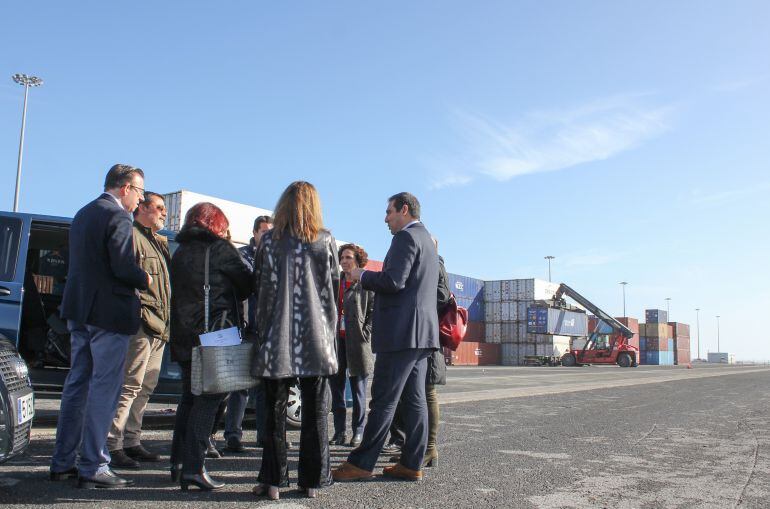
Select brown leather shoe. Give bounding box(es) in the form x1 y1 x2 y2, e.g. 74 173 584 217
332 462 374 482
382 463 423 481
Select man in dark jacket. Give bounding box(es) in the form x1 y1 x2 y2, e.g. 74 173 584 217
107 192 171 468
50 164 150 489
223 215 272 453
333 192 439 482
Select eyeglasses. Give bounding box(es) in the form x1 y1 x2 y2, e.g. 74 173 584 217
129 185 145 198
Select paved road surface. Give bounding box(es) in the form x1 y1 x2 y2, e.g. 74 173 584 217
2 364 768 508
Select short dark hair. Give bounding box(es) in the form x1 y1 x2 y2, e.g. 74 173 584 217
388 192 420 219
338 243 369 268
104 164 144 191
253 215 273 231
133 191 163 217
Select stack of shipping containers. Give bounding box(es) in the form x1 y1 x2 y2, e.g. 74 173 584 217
639 309 674 365
445 273 499 365
484 279 572 365
669 322 691 365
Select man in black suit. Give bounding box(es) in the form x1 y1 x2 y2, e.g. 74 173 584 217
333 192 439 482
50 164 150 489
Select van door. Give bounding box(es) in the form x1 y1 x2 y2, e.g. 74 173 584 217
0 216 26 343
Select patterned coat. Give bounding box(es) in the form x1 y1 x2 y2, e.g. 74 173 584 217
251 229 340 379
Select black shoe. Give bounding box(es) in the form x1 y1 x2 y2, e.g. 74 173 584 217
381 442 402 455
50 467 78 481
225 437 246 453
170 464 183 483
124 444 161 462
78 469 134 489
350 432 363 447
329 431 346 446
109 449 140 469
206 436 222 459
181 471 225 491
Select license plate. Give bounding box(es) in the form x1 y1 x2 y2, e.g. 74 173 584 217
16 392 34 425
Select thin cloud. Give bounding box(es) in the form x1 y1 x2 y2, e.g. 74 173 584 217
429 172 474 190
688 182 770 206
441 95 673 185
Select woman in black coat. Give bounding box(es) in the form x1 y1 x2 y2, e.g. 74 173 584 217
168 202 252 491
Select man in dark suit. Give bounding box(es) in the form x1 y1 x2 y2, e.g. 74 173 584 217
333 192 439 482
50 164 150 489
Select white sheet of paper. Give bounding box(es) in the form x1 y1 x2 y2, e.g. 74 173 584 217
199 327 241 347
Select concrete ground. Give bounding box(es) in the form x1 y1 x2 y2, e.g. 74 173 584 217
1 364 768 508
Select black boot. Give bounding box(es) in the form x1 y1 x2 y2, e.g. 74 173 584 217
181 469 225 491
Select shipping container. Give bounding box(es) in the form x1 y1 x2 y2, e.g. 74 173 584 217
639 337 670 351
484 301 502 322
464 321 485 342
500 301 529 322
484 281 501 302
571 337 588 350
364 260 383 271
552 335 571 357
450 342 481 366
640 323 668 338
645 309 669 324
616 317 640 350
668 322 691 338
707 352 735 364
674 349 691 365
673 336 690 351
456 296 484 323
526 307 588 336
588 316 614 334
501 342 537 366
478 343 501 366
644 350 674 365
485 322 501 343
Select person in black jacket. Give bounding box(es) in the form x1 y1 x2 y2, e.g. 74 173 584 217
386 238 450 468
168 202 252 491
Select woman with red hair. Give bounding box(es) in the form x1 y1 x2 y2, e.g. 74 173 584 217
169 202 252 491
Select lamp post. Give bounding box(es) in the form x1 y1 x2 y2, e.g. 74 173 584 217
619 281 628 317
716 315 721 353
11 73 44 212
665 297 671 319
695 308 701 360
544 256 555 282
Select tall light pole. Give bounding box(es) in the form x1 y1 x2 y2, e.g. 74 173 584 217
11 73 44 212
716 315 721 353
544 256 555 282
665 297 671 319
619 281 628 317
695 308 701 360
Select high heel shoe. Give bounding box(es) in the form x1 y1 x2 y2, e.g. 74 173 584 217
422 449 438 468
252 483 279 500
170 463 183 483
180 470 225 491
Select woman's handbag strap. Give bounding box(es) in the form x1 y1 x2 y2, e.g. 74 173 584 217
203 244 212 333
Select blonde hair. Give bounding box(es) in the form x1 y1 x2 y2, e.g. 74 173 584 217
272 181 324 243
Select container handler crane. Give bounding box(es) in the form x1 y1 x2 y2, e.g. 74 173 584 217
546 283 638 368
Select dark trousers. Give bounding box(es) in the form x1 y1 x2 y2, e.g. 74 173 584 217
258 377 332 489
329 338 368 436
347 348 431 472
170 361 227 474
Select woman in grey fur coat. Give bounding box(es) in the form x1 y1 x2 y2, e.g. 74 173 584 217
251 181 339 500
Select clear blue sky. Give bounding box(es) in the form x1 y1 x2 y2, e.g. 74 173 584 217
2 2 769 360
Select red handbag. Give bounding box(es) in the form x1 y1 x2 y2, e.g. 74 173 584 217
439 294 468 351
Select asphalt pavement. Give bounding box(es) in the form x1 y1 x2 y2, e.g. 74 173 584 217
2 364 769 508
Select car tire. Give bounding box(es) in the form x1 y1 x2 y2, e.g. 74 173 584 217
286 381 301 430
561 354 577 367
0 387 11 463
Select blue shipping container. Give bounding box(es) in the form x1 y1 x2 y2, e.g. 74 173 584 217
645 309 669 323
447 273 484 301
526 307 588 336
644 351 674 365
640 337 647 350
455 296 484 322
